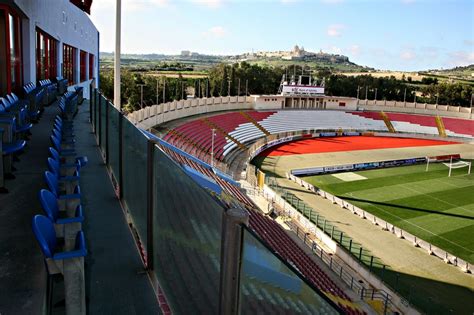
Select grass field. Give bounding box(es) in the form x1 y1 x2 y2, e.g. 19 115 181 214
302 162 474 264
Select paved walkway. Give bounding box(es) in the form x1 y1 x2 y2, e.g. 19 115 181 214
0 100 161 314
75 102 161 314
260 145 474 313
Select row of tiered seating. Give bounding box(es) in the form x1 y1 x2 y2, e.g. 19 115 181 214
226 111 276 155
32 93 88 314
258 110 387 134
350 111 474 138
164 111 276 161
1 79 71 193
145 135 360 313
248 211 364 315
154 138 254 208
0 90 38 193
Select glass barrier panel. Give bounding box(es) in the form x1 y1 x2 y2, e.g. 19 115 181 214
107 101 120 181
152 145 224 314
100 95 107 153
240 228 340 315
94 89 99 133
122 118 148 247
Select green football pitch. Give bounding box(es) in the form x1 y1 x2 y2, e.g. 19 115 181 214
301 162 474 264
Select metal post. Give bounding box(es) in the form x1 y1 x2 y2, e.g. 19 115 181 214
146 139 156 270
118 112 123 199
245 79 248 97
219 208 249 315
339 232 343 243
198 79 201 98
211 128 216 168
181 81 184 100
374 88 377 101
349 239 352 252
89 85 93 123
365 86 368 100
359 247 363 260
105 101 109 164
163 78 166 103
114 0 121 110
206 79 209 98
156 80 159 105
136 84 145 109
403 88 407 104
370 256 374 269
238 78 240 99
227 79 231 96
98 93 102 147
356 86 360 100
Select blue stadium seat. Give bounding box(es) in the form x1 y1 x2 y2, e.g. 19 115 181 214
32 214 87 261
49 147 88 168
44 170 81 197
48 157 80 178
39 189 84 225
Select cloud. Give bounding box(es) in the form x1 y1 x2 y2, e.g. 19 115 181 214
349 45 361 56
281 0 300 4
464 40 474 46
327 24 345 37
191 0 222 8
400 50 416 61
446 51 474 66
202 26 227 38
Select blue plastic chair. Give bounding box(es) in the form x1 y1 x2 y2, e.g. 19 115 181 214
51 133 76 153
39 189 84 225
44 170 81 198
47 157 80 178
32 214 87 261
32 214 87 312
49 147 88 168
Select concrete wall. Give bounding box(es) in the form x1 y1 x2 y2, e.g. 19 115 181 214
358 100 473 119
14 0 99 97
129 96 253 129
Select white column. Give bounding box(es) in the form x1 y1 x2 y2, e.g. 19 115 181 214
114 0 122 109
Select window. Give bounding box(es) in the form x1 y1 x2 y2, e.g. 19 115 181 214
80 50 87 82
36 28 58 81
0 5 22 95
88 53 94 80
63 44 77 85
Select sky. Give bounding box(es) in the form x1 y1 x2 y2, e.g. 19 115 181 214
90 0 474 71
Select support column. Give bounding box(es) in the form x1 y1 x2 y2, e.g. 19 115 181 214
114 0 122 109
219 208 249 315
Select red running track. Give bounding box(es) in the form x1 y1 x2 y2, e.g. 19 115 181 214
261 136 458 157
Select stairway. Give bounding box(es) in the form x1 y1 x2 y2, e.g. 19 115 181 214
239 111 271 136
435 116 447 137
201 118 247 151
379 112 396 133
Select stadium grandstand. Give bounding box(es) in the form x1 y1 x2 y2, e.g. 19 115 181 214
1 1 473 315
